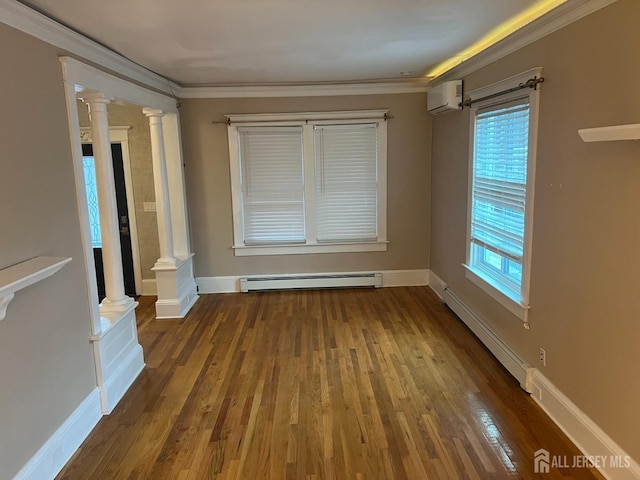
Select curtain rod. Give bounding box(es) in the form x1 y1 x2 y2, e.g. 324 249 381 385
461 76 544 108
212 112 394 125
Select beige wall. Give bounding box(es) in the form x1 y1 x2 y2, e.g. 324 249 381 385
430 0 640 461
180 93 431 277
76 101 160 280
0 24 97 477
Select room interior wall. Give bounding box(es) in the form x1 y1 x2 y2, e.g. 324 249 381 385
430 0 640 461
0 23 97 478
180 93 431 278
76 100 160 280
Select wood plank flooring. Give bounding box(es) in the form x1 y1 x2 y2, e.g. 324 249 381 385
57 287 604 479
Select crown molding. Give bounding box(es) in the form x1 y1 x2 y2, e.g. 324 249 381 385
176 80 429 99
3 0 616 99
433 0 619 85
0 0 179 96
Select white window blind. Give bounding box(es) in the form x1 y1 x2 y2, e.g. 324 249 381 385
314 124 378 242
471 100 530 288
239 127 305 244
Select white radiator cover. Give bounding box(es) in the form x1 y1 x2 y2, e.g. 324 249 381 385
240 273 382 292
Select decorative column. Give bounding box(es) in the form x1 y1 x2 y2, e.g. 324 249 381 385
143 108 177 266
83 94 134 312
144 108 198 318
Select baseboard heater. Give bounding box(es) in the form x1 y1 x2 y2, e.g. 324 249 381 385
240 273 382 292
442 286 533 393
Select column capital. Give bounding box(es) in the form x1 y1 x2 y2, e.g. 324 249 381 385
143 108 165 118
78 92 113 105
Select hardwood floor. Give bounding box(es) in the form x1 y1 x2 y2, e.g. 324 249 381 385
57 287 604 479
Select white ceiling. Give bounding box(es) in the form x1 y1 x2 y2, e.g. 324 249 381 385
19 0 539 86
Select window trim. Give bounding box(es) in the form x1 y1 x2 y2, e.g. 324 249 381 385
227 110 388 256
464 68 542 321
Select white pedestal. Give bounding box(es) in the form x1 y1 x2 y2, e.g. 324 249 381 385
91 301 145 414
152 254 199 319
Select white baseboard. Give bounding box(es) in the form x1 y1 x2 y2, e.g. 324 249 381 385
141 278 157 296
196 269 430 294
431 271 640 479
13 388 102 480
428 270 446 299
531 371 640 480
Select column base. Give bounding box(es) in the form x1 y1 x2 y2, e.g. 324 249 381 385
100 295 135 314
151 254 199 319
91 301 144 414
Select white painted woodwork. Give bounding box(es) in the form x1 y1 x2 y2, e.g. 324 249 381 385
80 126 143 296
90 301 144 414
0 256 71 321
161 113 192 257
143 108 176 266
531 370 640 480
81 94 134 312
12 389 102 480
152 254 199 319
578 123 640 142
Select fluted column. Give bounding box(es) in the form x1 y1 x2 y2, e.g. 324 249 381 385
82 94 133 311
143 108 177 266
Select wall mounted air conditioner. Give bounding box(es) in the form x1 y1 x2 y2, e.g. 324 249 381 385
427 80 462 115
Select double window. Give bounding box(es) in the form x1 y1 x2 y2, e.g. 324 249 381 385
227 111 388 256
465 69 541 320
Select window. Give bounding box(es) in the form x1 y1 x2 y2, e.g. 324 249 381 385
81 151 102 248
227 111 388 256
464 68 541 321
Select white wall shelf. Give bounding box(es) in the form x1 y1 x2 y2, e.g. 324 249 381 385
578 123 640 142
0 256 72 321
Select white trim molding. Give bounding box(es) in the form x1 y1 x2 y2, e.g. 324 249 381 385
197 269 430 294
12 388 102 480
429 270 640 480
0 0 179 96
61 57 177 114
531 370 640 480
433 0 618 85
178 80 429 99
428 270 446 300
227 110 388 256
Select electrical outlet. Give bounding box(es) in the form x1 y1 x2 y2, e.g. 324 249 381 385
539 347 547 366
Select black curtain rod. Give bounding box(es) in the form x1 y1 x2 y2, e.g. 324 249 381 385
212 113 394 125
460 76 544 108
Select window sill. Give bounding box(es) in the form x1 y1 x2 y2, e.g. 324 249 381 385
233 241 388 256
463 264 529 322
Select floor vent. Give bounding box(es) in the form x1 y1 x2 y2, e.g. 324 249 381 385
240 273 382 292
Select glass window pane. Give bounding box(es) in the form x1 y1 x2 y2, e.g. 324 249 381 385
83 156 102 248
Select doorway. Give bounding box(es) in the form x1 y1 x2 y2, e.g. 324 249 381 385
82 142 137 298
